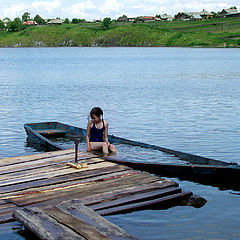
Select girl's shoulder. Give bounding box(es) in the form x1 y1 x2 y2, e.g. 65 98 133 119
103 119 108 126
87 120 93 127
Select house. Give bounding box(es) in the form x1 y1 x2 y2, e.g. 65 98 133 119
218 8 238 17
47 19 64 25
117 16 128 22
175 10 212 21
226 12 240 18
198 9 213 19
22 21 37 26
128 17 136 22
175 12 192 20
190 14 202 21
160 14 173 21
137 16 155 22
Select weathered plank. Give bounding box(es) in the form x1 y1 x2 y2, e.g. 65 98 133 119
90 187 181 211
0 154 101 176
97 191 193 216
0 167 132 199
13 208 86 240
51 201 136 239
81 180 177 206
0 161 117 188
0 213 14 224
43 206 110 240
0 168 133 196
9 172 160 207
0 157 104 179
0 149 75 166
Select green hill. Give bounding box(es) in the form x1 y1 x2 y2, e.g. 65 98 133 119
0 18 240 47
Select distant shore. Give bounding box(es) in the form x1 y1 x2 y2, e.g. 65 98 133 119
0 18 239 48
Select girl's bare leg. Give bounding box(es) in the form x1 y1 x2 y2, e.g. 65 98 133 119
109 144 117 153
90 142 109 154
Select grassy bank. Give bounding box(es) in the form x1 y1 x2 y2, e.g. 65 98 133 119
0 18 240 47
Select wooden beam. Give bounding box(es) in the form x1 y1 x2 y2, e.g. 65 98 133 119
97 191 193 215
90 187 181 211
13 208 85 240
9 173 159 207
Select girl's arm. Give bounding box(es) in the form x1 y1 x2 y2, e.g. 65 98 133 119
104 120 110 146
86 121 92 151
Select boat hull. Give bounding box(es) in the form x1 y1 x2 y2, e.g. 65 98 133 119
24 121 240 187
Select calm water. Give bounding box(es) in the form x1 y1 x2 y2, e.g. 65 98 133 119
0 47 240 239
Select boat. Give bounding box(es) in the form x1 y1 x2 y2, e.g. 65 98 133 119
24 121 240 186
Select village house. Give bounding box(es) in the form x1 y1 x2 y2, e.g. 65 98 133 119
117 16 128 22
175 10 213 21
226 12 240 18
137 16 155 22
22 21 37 26
175 12 192 20
47 19 64 25
218 8 238 17
159 14 174 21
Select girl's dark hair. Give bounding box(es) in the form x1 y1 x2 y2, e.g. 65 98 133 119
90 107 103 118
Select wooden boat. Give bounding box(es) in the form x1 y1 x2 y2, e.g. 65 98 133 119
24 121 240 185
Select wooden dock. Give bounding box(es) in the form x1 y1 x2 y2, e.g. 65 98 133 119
0 149 192 239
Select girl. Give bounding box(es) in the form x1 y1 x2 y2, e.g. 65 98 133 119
86 107 117 156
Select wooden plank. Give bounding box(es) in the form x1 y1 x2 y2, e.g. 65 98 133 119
0 153 100 175
51 201 136 239
9 172 160 207
13 208 85 240
80 180 178 206
0 149 75 166
6 170 138 205
0 161 117 188
0 157 104 179
90 187 181 211
43 206 110 240
97 191 193 216
0 213 13 224
0 166 132 195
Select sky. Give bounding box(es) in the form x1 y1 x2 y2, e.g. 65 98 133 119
0 0 239 21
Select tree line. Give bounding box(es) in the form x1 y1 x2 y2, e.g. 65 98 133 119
0 12 112 32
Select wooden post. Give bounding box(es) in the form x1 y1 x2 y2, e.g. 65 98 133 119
74 140 79 163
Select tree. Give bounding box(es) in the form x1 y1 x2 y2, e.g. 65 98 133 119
71 18 86 24
8 17 23 32
211 11 217 18
72 18 79 24
64 18 70 24
102 17 111 29
22 12 30 22
34 14 45 25
0 20 5 30
230 6 237 9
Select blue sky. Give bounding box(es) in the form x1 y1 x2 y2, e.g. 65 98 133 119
0 0 239 21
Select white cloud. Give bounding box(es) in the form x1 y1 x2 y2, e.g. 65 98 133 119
99 0 121 14
2 4 27 19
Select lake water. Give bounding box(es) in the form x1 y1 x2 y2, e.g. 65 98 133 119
0 47 240 239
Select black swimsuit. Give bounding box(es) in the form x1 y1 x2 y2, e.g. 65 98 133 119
90 121 105 142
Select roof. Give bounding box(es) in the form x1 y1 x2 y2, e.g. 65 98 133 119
221 8 238 14
191 14 202 19
47 19 64 24
117 16 128 21
23 21 37 25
